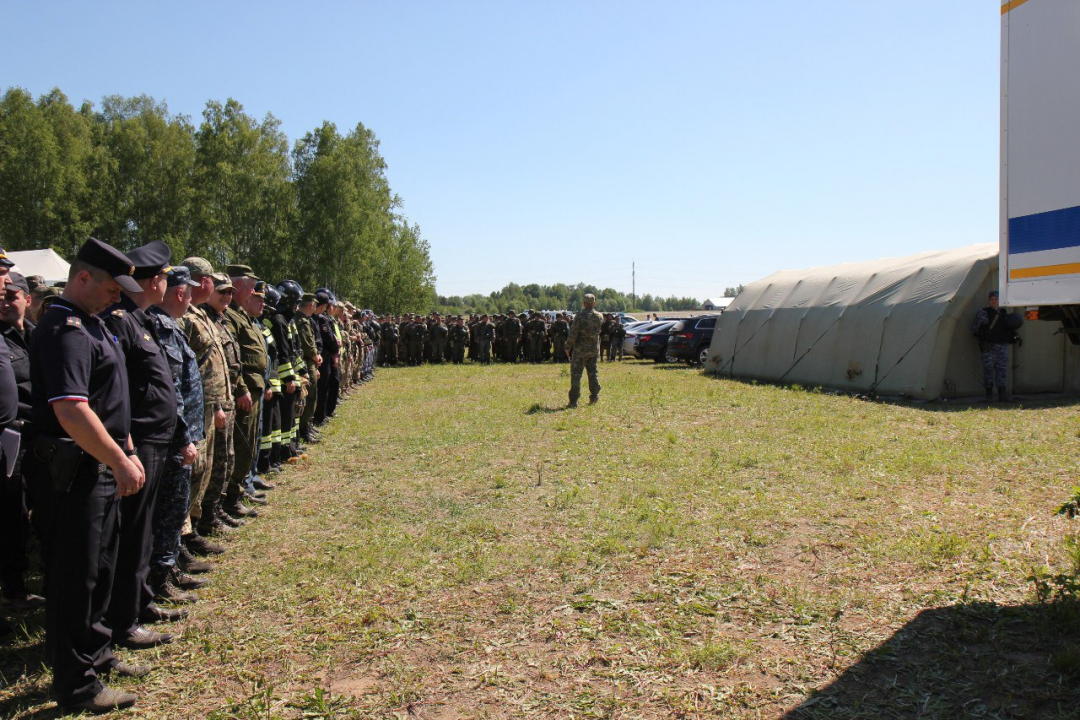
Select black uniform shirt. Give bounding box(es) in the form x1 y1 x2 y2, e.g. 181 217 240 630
0 319 33 421
102 295 178 445
30 299 130 444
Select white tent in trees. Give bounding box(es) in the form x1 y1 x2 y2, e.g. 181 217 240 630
704 244 1080 400
7 249 70 285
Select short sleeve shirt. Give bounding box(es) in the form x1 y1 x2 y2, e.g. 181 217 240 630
30 299 131 444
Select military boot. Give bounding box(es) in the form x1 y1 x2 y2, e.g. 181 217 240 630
151 569 197 605
178 545 215 574
172 567 208 591
183 532 226 556
223 496 258 518
985 386 994 401
998 387 1009 402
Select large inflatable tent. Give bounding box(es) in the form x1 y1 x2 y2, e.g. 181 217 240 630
704 244 1080 400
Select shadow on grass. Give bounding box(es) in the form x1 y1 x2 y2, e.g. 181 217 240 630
703 372 1080 412
525 403 571 414
786 601 1080 719
0 622 54 719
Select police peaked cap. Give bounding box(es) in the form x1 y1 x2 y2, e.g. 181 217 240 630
6 272 29 294
0 247 14 268
128 241 172 280
76 238 142 293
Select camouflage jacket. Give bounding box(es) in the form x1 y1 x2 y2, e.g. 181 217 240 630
224 301 268 397
180 304 231 413
566 308 604 358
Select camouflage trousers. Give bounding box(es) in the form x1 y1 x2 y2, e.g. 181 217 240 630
151 453 191 573
186 408 217 530
569 353 601 404
981 344 1009 389
198 409 235 524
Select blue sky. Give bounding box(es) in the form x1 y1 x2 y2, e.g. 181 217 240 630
1 1 1001 302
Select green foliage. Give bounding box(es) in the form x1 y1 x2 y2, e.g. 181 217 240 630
1056 486 1080 519
723 284 745 297
0 87 434 310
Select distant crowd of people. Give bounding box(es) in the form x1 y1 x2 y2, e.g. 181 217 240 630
370 311 634 364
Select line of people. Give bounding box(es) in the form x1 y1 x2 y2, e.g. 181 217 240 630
0 238 377 713
373 311 630 365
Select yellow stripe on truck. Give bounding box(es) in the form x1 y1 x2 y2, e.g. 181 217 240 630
1009 262 1080 280
1001 0 1031 14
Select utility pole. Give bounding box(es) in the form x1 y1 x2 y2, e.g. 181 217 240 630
632 262 636 309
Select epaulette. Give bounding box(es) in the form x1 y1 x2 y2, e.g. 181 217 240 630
65 316 82 327
111 308 126 318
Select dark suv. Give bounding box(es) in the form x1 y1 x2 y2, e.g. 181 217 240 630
666 315 718 364
633 320 680 362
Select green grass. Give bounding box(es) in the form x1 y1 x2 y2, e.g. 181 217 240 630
2 359 1079 717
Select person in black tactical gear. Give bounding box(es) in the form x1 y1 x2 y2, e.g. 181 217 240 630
971 290 1021 402
272 280 304 460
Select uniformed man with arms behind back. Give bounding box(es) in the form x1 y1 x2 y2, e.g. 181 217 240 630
565 293 604 408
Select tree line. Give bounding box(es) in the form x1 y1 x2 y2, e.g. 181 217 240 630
436 282 701 316
0 87 436 313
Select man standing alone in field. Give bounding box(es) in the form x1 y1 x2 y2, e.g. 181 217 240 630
565 293 603 408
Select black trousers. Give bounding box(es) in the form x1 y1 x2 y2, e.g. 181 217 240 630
315 361 339 423
0 449 31 595
106 442 168 639
27 451 119 705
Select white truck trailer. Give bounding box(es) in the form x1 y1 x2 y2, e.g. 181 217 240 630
1001 0 1080 331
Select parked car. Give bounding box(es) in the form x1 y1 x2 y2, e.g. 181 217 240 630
623 321 665 357
634 321 680 362
666 315 718 364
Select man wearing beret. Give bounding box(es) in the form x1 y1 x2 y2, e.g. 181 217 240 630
27 238 146 712
100 241 189 653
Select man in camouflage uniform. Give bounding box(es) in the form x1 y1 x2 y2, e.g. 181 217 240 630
503 311 522 362
178 258 230 554
550 313 569 362
380 315 399 366
475 314 495 364
222 265 268 518
196 275 242 537
430 314 448 364
565 293 604 408
148 266 205 607
971 289 1019 401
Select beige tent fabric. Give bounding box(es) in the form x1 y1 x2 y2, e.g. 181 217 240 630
704 244 1000 400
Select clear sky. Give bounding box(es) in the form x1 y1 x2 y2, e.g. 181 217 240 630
1 1 1001 303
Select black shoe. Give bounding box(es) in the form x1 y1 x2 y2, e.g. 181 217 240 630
178 546 215 574
185 533 226 555
61 686 137 713
3 592 45 612
589 396 599 405
139 603 188 624
252 477 275 490
116 626 174 649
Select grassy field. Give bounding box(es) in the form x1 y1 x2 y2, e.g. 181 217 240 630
3 359 1080 718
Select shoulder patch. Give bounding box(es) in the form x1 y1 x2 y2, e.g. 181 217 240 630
111 309 125 318
66 316 82 327
143 333 152 341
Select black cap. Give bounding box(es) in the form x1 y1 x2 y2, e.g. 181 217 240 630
128 241 172 280
314 290 332 305
6 272 29 294
165 265 200 288
989 290 1000 298
75 238 142 293
0 248 14 268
